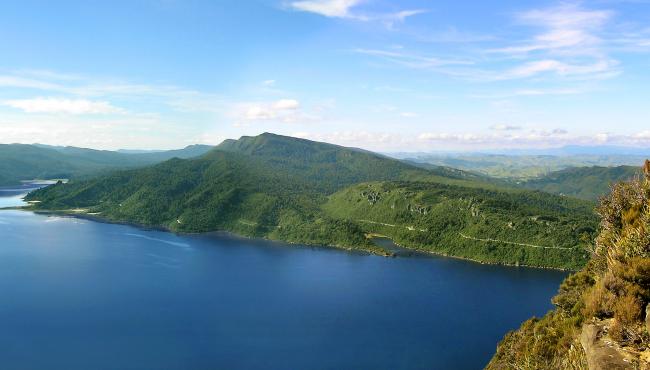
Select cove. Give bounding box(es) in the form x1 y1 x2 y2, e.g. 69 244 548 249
0 190 567 369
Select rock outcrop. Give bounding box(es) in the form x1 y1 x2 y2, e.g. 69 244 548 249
580 322 634 370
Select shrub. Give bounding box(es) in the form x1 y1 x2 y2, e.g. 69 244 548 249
614 294 643 325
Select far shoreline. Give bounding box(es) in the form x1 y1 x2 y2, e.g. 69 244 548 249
9 205 578 272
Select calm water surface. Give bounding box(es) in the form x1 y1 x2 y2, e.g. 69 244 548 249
0 189 567 369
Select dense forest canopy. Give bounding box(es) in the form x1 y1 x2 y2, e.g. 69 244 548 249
26 133 598 269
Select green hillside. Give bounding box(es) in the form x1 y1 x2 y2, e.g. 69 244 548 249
0 143 213 186
215 133 485 192
324 181 595 269
26 133 598 269
522 165 640 200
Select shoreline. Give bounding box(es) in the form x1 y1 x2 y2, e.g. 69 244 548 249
26 208 391 257
369 234 577 272
11 206 576 271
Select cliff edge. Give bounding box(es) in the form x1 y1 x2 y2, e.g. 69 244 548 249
487 161 650 369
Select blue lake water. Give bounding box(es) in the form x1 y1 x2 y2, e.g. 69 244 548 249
0 189 567 369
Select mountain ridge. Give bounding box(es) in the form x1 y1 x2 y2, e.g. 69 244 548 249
0 143 213 186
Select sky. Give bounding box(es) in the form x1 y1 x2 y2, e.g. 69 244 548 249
1 0 650 152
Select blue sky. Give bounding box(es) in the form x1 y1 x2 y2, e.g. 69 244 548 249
1 0 649 151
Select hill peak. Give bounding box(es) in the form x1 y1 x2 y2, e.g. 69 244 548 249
215 132 348 158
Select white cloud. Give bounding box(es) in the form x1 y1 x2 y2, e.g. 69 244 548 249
634 130 650 139
233 99 319 125
391 9 426 22
493 58 619 80
1 97 122 114
0 111 189 150
0 70 231 116
512 88 585 96
417 132 487 142
349 3 639 84
490 124 521 131
470 87 589 99
289 0 425 25
273 99 300 110
290 0 362 18
292 129 594 151
400 112 419 118
408 128 650 151
480 3 622 82
413 27 496 44
493 3 612 56
0 75 63 91
293 130 405 147
353 48 473 69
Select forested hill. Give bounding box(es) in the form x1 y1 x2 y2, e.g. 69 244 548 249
0 143 213 186
214 133 484 191
522 165 640 200
26 133 598 269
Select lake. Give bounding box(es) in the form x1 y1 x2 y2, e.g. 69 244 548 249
0 189 567 369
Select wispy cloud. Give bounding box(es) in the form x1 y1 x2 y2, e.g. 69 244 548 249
353 48 472 69
411 27 497 44
351 2 644 84
2 97 123 115
490 124 521 131
290 0 361 18
232 98 321 125
414 129 650 149
489 58 620 81
492 3 612 56
0 70 230 149
484 3 621 81
470 87 591 99
0 70 223 111
288 0 426 25
0 75 63 91
293 130 406 148
293 127 650 152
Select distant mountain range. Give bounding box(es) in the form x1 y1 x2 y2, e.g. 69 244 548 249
390 144 650 157
27 133 597 270
399 152 647 180
490 145 650 156
0 143 213 186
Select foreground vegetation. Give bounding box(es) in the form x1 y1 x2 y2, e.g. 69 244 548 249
487 166 650 369
27 133 597 269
